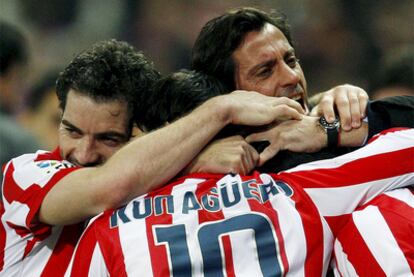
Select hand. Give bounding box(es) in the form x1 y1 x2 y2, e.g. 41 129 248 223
310 85 369 131
218 90 305 126
246 116 326 166
181 135 259 175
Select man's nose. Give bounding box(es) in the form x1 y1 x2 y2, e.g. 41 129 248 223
279 63 300 87
73 138 100 167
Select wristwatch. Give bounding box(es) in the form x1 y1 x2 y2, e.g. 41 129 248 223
318 116 341 148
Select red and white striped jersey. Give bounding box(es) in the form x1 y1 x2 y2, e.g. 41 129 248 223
68 128 414 277
0 148 84 276
332 187 414 277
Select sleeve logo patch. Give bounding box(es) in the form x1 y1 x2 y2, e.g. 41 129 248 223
35 160 76 174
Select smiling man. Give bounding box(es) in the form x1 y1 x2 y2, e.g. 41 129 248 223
57 91 130 167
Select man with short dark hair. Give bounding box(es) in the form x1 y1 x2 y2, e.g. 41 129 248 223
0 39 304 276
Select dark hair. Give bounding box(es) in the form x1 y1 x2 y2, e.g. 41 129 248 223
144 69 262 143
142 69 226 131
24 70 59 111
0 21 28 75
191 7 292 90
56 39 161 132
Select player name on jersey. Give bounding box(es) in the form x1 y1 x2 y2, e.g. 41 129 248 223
110 174 294 228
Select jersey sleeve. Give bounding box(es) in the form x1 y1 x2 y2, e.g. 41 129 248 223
68 218 108 277
332 188 414 276
279 128 414 217
1 152 79 234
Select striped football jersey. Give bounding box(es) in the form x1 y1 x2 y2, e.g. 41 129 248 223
1 148 83 276
68 129 414 276
332 187 414 276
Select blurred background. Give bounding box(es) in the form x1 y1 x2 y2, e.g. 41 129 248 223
0 0 413 155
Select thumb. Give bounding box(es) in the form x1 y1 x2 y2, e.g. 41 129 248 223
258 143 281 166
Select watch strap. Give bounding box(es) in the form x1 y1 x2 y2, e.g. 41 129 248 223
319 116 340 148
327 128 339 148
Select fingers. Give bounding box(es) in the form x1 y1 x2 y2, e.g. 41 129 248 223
258 143 281 166
319 94 336 123
319 85 369 131
274 96 306 115
221 136 259 175
348 90 361 128
239 143 259 174
336 86 369 130
358 91 369 118
273 104 304 121
245 129 282 167
335 92 353 131
226 92 305 126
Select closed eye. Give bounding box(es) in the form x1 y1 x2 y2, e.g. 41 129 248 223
100 137 122 147
64 126 82 139
96 133 128 147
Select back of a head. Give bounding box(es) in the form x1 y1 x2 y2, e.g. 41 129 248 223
142 70 226 131
0 21 28 76
191 7 292 90
145 69 265 143
56 39 161 130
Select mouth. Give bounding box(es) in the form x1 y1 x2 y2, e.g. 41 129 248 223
279 85 307 111
290 94 306 110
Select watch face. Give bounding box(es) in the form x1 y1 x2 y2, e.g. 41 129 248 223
319 116 340 130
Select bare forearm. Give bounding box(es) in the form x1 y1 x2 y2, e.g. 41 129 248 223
106 98 230 197
338 123 368 147
40 91 304 225
304 119 368 149
314 121 368 148
40 97 230 225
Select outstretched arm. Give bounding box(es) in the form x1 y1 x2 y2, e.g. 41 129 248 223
39 91 304 225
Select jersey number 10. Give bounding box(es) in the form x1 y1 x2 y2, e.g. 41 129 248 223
154 213 283 277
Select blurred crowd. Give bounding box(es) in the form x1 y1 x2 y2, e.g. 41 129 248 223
0 0 413 165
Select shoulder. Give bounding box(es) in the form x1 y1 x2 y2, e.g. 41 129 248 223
2 149 78 203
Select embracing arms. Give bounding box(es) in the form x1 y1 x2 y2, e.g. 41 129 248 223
39 92 304 225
